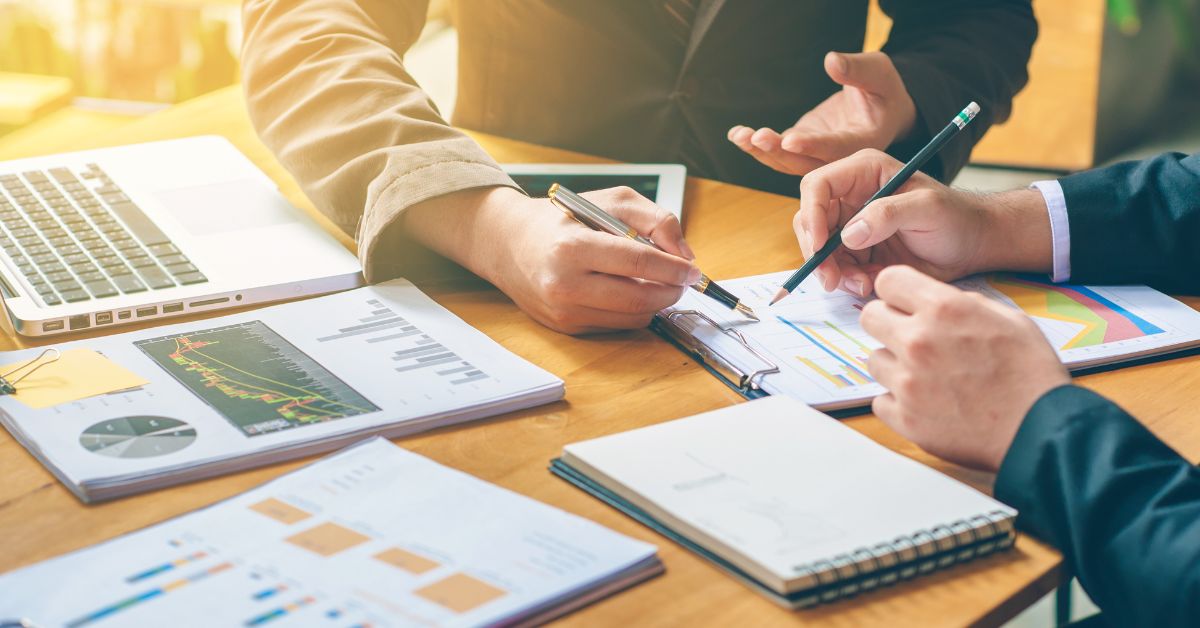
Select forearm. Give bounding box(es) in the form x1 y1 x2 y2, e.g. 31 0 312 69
241 0 518 281
400 186 527 287
995 386 1200 626
878 0 1036 181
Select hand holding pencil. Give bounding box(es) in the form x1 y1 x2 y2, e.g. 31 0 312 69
771 103 980 305
788 151 1059 299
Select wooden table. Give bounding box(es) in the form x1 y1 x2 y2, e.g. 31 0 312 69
4 86 1199 626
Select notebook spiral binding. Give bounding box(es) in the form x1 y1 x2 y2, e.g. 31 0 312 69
789 509 1016 607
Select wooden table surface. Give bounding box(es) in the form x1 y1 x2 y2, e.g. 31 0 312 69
4 86 1199 626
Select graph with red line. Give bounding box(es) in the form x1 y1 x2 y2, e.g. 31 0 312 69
135 321 379 437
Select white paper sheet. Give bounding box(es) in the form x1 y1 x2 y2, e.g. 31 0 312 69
0 438 659 628
0 280 563 500
662 271 1200 408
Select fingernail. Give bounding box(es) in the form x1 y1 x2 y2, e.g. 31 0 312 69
830 52 848 75
843 278 865 297
841 221 870 248
687 266 702 285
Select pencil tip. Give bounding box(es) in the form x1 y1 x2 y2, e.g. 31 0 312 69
768 288 789 306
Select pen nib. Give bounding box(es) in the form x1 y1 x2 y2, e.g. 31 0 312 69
768 288 789 306
735 303 760 322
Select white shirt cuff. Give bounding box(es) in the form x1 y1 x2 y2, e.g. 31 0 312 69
1032 179 1070 283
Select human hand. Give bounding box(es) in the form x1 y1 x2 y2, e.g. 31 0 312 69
860 266 1070 471
794 149 1052 296
728 51 917 176
405 186 699 335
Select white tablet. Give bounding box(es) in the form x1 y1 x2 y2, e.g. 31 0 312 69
502 163 688 220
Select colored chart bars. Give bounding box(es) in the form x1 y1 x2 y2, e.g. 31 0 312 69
988 275 1165 349
778 317 875 389
67 561 234 628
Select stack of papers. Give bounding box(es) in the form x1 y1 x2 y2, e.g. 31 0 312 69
0 279 564 501
0 438 662 627
660 271 1200 410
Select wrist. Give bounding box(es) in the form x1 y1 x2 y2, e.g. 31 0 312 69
402 185 529 286
974 188 1054 275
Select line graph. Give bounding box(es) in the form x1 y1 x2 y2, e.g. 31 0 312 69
778 317 876 389
136 321 379 436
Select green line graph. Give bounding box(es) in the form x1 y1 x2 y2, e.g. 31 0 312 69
135 321 379 437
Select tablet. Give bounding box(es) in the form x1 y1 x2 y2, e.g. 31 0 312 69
502 163 688 220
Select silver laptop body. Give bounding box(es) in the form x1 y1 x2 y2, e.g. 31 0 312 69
0 136 362 336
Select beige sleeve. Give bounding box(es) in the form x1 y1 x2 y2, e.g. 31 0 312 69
241 0 519 282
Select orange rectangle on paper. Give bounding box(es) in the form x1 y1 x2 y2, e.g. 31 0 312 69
285 522 369 556
373 547 440 575
415 573 507 613
249 498 312 524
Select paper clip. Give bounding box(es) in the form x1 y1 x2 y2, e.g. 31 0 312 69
0 348 61 395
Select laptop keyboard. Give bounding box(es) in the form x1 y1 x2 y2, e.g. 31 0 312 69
0 164 207 306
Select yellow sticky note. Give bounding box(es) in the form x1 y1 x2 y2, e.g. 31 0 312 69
2 348 148 409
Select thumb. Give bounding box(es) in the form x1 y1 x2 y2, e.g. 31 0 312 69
839 191 938 251
824 51 898 93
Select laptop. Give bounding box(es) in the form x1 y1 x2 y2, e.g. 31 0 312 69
0 136 362 336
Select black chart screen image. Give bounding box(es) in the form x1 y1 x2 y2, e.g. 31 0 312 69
135 321 379 437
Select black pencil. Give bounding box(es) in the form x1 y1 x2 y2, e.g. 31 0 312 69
770 102 981 306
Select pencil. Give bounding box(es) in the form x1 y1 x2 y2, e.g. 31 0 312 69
770 102 981 306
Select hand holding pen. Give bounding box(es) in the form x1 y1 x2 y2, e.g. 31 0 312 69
549 185 758 321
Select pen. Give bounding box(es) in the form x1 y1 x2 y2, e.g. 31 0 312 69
547 183 759 322
770 101 981 306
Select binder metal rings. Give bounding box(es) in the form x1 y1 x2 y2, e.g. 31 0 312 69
663 310 780 390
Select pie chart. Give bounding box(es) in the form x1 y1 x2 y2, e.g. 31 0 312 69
80 416 197 459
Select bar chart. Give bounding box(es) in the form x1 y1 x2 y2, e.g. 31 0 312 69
317 298 490 386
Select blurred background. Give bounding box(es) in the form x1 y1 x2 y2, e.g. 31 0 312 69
2 0 1198 173
0 0 1197 625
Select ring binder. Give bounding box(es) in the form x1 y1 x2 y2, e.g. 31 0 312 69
785 512 1019 605
654 310 780 394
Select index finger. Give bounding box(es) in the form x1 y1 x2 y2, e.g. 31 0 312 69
873 266 959 315
582 187 695 260
580 231 700 287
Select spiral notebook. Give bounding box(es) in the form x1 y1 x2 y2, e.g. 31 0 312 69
550 396 1016 608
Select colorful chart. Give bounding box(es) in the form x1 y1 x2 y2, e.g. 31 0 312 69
245 595 317 626
988 275 1164 349
79 416 197 459
135 321 379 437
66 561 234 627
778 317 876 388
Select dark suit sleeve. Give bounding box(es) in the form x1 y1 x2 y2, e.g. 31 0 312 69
877 0 1036 182
1060 152 1200 293
994 385 1200 627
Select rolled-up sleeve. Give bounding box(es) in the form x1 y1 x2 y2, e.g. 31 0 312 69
241 0 520 281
